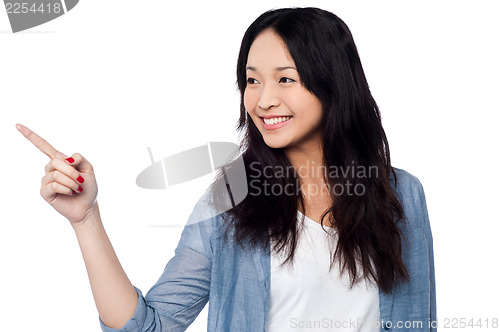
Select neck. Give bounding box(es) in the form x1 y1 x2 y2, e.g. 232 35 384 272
284 138 333 218
284 136 324 183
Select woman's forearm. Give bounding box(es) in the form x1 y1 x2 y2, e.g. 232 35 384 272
72 203 138 329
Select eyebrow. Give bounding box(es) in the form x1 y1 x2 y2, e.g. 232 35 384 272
246 66 297 72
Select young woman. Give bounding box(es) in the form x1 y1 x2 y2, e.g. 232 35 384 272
17 7 436 332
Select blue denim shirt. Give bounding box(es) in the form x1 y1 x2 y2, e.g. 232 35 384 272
100 167 437 332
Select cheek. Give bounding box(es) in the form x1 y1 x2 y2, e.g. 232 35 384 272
244 90 258 114
301 93 323 117
285 93 312 116
309 99 323 120
291 94 323 126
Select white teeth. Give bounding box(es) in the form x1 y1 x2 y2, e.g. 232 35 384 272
263 116 291 125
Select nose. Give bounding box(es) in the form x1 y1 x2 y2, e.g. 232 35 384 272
257 84 280 110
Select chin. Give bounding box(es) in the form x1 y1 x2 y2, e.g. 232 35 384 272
262 136 291 149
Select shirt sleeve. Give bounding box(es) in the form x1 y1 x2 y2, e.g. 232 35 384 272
415 176 438 331
98 196 218 332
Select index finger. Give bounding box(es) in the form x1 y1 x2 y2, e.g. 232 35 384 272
16 123 67 160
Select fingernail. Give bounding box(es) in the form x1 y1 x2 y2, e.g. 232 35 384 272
78 186 83 192
77 176 84 183
66 157 74 163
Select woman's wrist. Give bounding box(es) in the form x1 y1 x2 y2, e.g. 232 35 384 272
71 202 101 233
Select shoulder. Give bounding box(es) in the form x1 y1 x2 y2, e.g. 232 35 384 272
389 167 430 228
389 167 426 204
176 190 227 258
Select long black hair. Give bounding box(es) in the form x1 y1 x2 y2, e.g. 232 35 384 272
210 7 409 293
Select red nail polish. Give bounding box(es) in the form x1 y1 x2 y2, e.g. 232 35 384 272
78 186 83 192
66 157 74 163
77 176 84 183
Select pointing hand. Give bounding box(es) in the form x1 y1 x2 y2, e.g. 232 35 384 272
16 123 98 225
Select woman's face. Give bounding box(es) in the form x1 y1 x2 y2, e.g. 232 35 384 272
244 28 323 151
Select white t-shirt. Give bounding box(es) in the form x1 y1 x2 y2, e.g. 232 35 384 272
265 210 380 332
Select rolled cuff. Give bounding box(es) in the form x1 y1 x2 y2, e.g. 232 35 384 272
99 286 146 332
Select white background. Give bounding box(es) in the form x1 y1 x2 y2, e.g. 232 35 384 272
1 0 499 331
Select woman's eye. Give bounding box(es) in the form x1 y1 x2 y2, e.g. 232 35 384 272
279 77 296 83
247 78 259 84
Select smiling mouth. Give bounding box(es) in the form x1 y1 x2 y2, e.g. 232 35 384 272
260 116 292 125
260 116 293 130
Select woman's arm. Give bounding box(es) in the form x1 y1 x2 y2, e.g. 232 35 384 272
96 202 214 332
72 203 139 329
16 124 213 332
